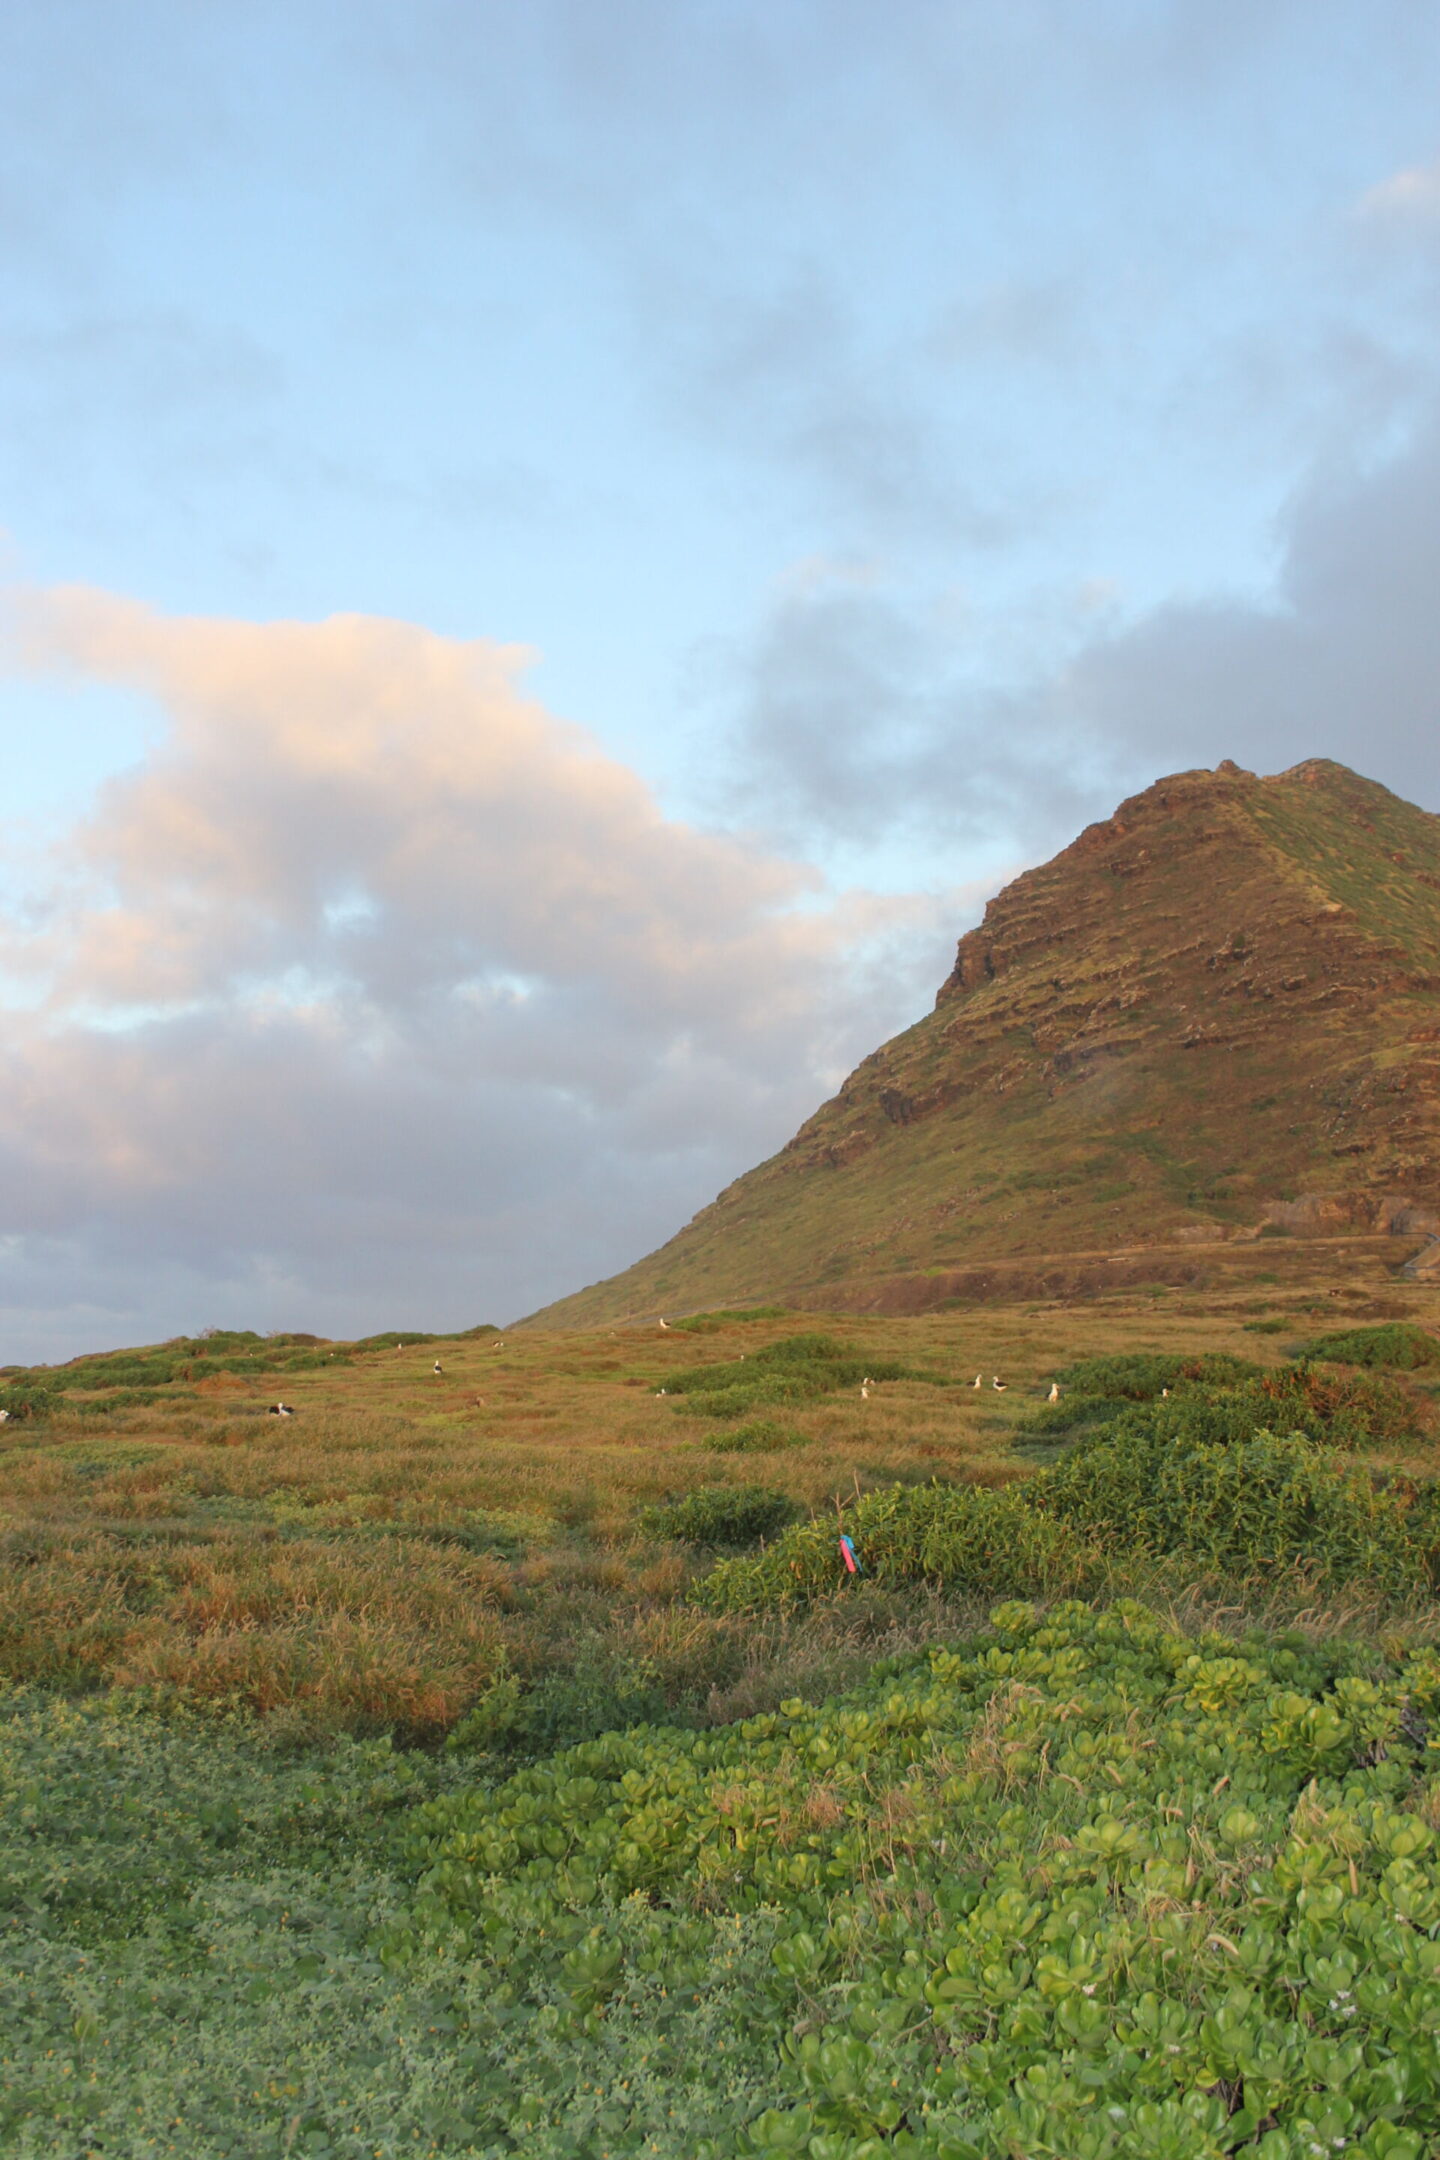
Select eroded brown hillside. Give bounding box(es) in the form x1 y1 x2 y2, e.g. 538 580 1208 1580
533 760 1440 1324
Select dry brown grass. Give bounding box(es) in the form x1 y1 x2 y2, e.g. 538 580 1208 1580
2 1263 1435 1734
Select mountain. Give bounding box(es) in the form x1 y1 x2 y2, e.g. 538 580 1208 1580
532 759 1440 1324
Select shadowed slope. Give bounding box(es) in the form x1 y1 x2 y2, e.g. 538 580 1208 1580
531 760 1440 1324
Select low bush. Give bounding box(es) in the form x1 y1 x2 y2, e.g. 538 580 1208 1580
662 1332 928 1421
1254 1362 1418 1447
394 1598 1440 2159
1056 1350 1261 1401
696 1480 1094 1612
640 1484 799 1548
1035 1412 1422 1593
702 1419 807 1454
1296 1321 1440 1370
0 1385 56 1422
701 1359 1435 1616
446 1643 677 1760
1022 1362 1419 1454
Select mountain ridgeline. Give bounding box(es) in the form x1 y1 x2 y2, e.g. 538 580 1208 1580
534 759 1440 1323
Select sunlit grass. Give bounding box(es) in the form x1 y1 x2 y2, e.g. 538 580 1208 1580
1 1265 1436 1736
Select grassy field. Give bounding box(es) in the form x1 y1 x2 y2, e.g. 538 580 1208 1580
2 1253 1434 1737
3 1246 1440 2156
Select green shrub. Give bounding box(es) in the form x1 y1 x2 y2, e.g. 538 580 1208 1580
640 1484 799 1548
662 1332 925 1420
1012 1392 1140 1441
696 1480 1093 1612
1296 1321 1440 1370
446 1648 672 1759
1057 1350 1260 1401
0 1384 56 1422
396 1599 1440 2159
669 1306 790 1334
1035 1413 1421 1593
1253 1362 1418 1446
1024 1363 1418 1455
702 1419 807 1454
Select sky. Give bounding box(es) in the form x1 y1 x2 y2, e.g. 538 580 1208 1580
3 1 1440 1359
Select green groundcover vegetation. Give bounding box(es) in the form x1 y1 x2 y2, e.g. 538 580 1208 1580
699 1356 1440 1615
658 1334 948 1422
4 1603 1440 2158
5 1338 1440 2156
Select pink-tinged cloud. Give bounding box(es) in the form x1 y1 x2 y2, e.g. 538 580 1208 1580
0 589 961 1356
1360 156 1440 222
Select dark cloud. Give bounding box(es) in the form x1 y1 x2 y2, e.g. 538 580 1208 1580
716 402 1440 879
1060 410 1440 807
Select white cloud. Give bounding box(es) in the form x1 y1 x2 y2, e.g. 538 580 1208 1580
1360 156 1440 222
0 589 958 1356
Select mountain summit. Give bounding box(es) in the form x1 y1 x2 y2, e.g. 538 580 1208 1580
534 760 1440 1323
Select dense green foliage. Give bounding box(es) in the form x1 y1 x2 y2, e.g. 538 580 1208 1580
698 1482 1092 1612
639 1484 800 1547
0 1325 502 1418
0 1688 492 2158
1037 1421 1421 1592
397 1599 1440 2158
21 1605 1435 2158
660 1333 937 1421
702 1418 809 1454
1295 1323 1440 1371
1020 1359 1418 1453
0 1335 353 1418
699 1356 1440 1613
1056 1352 1262 1402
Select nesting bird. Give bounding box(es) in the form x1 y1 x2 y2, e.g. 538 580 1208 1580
433 1360 444 1376
860 1377 872 1400
0 1409 9 1423
267 1403 295 1417
658 1317 670 1330
992 1376 1007 1392
972 1373 983 1389
1047 1382 1060 1404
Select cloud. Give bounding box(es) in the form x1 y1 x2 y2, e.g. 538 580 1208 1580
0 590 958 1357
708 561 1123 867
1052 409 1440 804
712 401 1440 882
1360 156 1440 224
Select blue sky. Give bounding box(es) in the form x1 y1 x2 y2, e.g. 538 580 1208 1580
3 2 1440 1356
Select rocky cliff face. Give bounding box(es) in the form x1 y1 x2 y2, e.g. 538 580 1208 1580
531 760 1440 1324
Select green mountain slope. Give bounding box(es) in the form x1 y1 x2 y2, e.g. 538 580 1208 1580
532 760 1440 1324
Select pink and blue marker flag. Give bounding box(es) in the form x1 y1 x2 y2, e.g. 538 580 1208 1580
839 1534 863 1575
